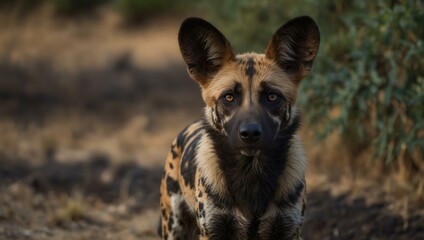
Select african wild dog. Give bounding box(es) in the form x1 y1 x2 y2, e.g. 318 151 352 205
159 16 320 240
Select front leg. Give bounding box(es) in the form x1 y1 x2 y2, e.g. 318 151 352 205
197 203 247 240
259 212 302 240
195 174 247 240
258 200 305 240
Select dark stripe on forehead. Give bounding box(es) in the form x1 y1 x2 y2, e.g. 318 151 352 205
245 58 256 79
234 82 242 94
246 58 256 103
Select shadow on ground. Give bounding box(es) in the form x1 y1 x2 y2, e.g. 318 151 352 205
303 190 424 240
0 155 162 211
0 56 203 124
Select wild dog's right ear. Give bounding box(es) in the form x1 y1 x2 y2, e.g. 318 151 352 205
178 17 235 86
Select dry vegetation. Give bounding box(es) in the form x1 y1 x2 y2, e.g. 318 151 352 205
0 7 423 240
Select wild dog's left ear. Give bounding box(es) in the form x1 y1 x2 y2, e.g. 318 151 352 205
265 16 320 83
178 17 235 86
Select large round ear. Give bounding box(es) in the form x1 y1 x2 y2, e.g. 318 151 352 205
178 17 235 86
265 16 320 84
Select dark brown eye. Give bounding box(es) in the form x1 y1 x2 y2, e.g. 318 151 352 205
225 94 234 102
268 93 278 102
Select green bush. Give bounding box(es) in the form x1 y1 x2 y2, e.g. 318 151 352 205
195 0 296 52
300 0 423 166
0 0 42 14
48 0 109 14
114 0 176 22
198 0 424 168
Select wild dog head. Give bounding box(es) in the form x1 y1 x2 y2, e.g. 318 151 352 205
178 16 320 157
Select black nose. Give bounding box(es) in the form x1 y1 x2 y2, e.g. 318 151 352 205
239 123 262 144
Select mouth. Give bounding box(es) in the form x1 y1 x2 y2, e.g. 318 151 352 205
239 147 261 157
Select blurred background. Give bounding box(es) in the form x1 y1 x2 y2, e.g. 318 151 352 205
0 0 423 239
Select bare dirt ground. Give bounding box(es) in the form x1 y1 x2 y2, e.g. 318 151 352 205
0 8 423 240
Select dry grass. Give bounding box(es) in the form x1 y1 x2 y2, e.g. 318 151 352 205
303 126 424 221
48 198 86 226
